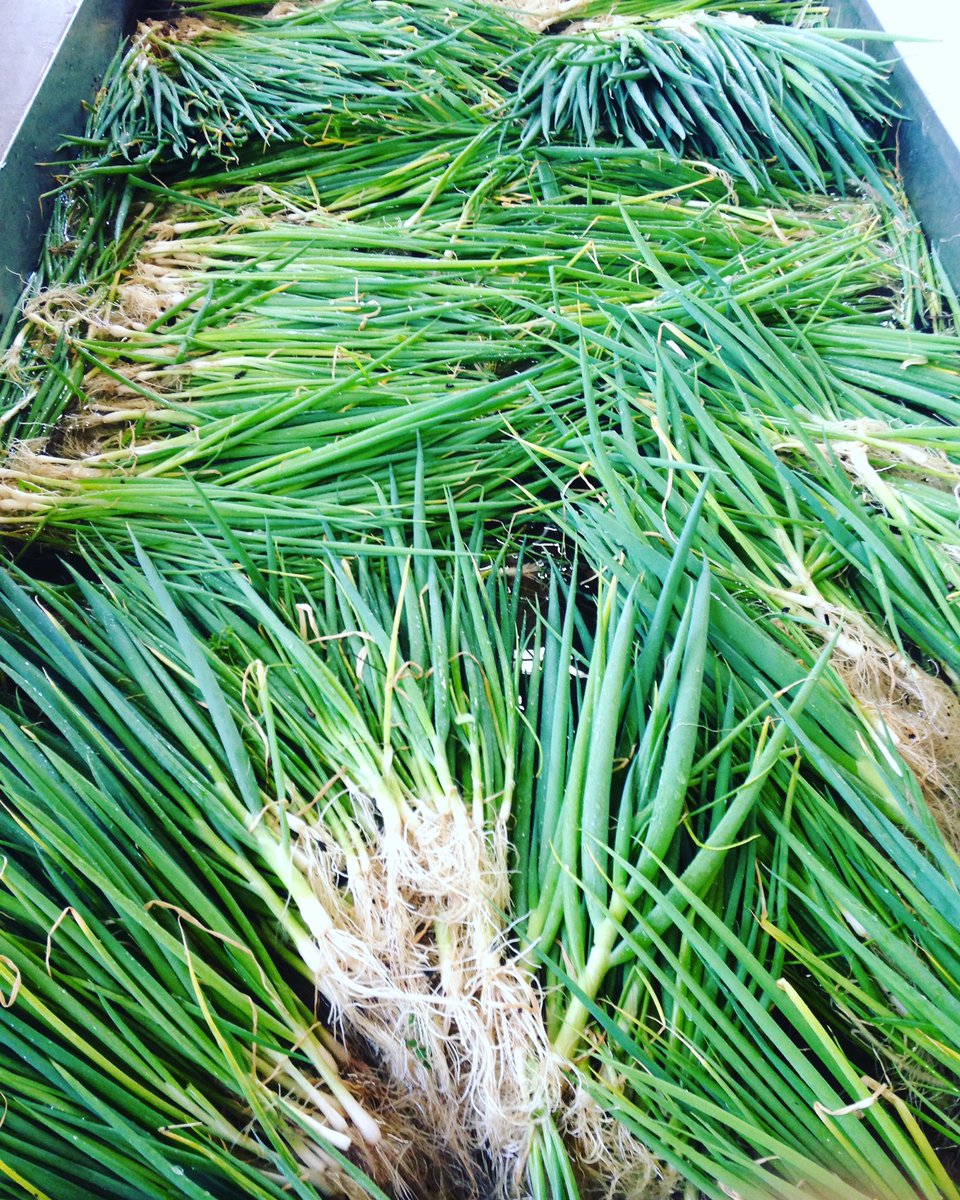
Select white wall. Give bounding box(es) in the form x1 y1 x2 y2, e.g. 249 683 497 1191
867 0 960 145
0 0 84 162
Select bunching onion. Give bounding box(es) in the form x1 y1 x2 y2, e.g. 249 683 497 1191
2 508 959 1199
1 0 960 1197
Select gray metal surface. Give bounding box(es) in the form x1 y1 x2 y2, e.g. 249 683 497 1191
0 0 141 325
831 0 960 293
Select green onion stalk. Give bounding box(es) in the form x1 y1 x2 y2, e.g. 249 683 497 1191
0 187 919 551
6 501 960 1198
0 519 663 1197
0 566 412 1192
0 1 957 1197
501 279 960 829
73 0 526 179
507 11 893 194
510 0 808 31
71 0 894 204
518 485 960 1198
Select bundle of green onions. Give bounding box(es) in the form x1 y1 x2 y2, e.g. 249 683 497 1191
510 12 891 192
0 181 917 540
1 511 958 1199
69 0 890 198
76 0 524 175
3 0 960 1196
503 0 808 30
